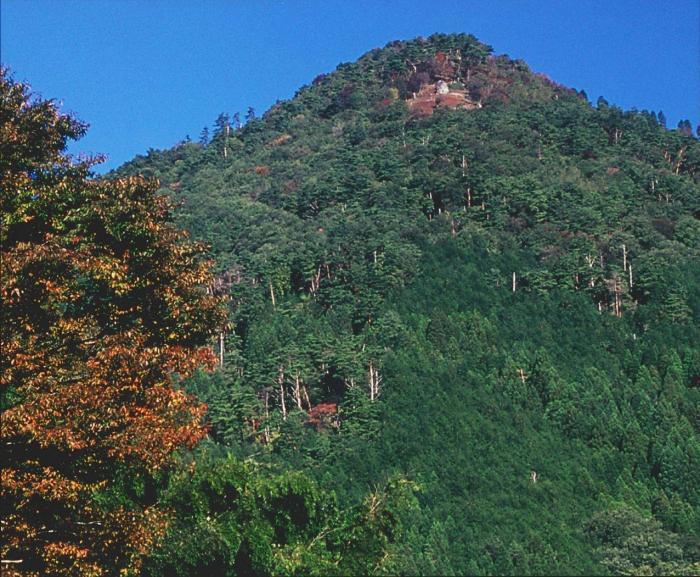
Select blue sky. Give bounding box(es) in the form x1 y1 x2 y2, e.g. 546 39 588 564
2 0 698 172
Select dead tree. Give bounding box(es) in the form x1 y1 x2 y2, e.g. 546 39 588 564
278 366 287 420
368 361 382 401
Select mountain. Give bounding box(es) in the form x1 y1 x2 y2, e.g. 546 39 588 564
115 34 700 575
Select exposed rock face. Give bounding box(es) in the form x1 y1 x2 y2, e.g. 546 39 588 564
406 82 477 117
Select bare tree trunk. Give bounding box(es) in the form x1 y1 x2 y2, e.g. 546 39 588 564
675 146 686 174
263 390 271 444
302 385 312 412
219 332 225 368
293 373 303 410
586 254 596 287
628 264 633 289
269 280 276 308
278 366 287 420
368 361 382 401
512 272 516 293
622 244 627 271
310 265 322 294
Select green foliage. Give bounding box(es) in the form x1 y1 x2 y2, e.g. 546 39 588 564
142 448 419 576
111 34 700 575
586 507 700 575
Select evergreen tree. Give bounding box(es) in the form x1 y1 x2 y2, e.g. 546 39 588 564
199 125 210 145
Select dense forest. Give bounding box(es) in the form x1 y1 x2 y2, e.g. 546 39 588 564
3 33 700 575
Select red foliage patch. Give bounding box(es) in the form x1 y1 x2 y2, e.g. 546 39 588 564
407 98 436 117
306 403 338 429
436 93 469 108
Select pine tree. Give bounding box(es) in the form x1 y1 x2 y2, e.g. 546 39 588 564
199 126 209 145
658 110 667 128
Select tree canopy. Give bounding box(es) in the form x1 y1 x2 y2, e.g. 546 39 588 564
4 32 700 575
113 34 700 574
1 67 226 576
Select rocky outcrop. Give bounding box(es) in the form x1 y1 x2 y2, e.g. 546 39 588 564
406 81 478 117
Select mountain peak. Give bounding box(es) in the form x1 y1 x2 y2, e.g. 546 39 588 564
280 33 578 125
111 34 699 575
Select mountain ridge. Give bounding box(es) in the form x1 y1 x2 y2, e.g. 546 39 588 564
114 34 700 575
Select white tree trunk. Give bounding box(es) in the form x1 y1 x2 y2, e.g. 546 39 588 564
269 280 276 307
293 373 303 410
278 366 287 420
368 361 382 402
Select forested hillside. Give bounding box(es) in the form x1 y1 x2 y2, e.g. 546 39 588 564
1 70 408 577
113 34 700 575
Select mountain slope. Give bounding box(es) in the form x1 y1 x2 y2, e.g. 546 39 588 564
115 34 700 575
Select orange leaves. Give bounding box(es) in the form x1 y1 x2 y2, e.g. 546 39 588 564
4 333 211 464
1 71 227 576
42 544 97 577
107 385 208 469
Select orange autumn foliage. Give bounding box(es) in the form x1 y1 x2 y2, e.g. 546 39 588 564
0 69 226 576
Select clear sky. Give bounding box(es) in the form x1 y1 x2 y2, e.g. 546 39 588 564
2 0 698 172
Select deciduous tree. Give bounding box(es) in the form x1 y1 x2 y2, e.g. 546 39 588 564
0 69 226 576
